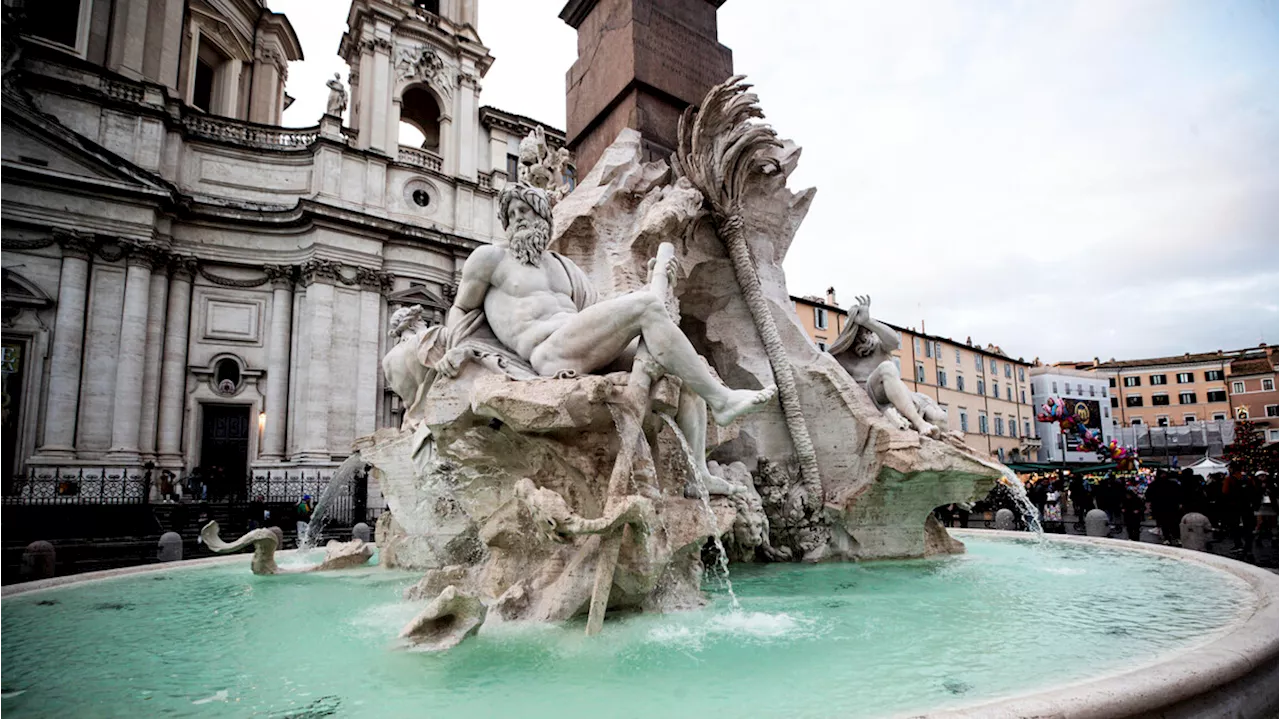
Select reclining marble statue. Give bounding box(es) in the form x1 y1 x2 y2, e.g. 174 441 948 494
388 181 776 495
828 295 951 439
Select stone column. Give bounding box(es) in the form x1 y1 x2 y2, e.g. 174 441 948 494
137 259 171 458
156 257 196 463
355 270 388 439
76 246 128 455
107 0 149 79
457 72 480 180
35 235 93 458
106 247 156 461
297 260 338 461
369 38 393 153
260 266 295 461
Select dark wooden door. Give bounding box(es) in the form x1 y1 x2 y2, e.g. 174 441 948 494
199 405 250 500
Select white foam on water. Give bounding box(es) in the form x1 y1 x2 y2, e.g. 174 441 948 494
707 611 801 638
192 690 229 705
1 690 26 699
349 601 423 638
1037 566 1086 576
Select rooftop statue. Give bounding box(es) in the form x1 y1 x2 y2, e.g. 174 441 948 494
516 127 573 203
325 73 347 117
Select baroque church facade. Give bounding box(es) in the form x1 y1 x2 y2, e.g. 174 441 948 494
1 0 567 496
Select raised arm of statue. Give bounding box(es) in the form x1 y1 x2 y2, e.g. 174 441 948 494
445 246 501 326
849 295 899 352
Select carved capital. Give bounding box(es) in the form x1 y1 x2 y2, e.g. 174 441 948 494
264 265 296 290
169 255 199 281
95 239 128 263
52 230 93 260
355 266 382 291
125 243 168 270
299 258 342 287
359 37 393 54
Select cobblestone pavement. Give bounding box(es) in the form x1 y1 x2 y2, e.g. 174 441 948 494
950 513 1279 571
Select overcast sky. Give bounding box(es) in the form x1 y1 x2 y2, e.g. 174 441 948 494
272 0 1278 364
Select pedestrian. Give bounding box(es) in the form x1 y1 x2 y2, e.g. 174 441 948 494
1145 470 1183 546
1121 486 1146 541
1178 468 1206 516
1221 469 1252 552
1044 481 1063 529
1069 473 1092 526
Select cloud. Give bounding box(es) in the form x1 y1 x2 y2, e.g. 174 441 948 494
274 0 1277 362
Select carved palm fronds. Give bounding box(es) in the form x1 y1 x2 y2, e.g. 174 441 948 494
674 75 823 515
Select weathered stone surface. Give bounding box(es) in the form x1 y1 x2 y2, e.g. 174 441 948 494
21 541 56 580
351 522 372 543
1180 512 1213 552
470 374 616 432
1085 509 1111 537
314 539 374 571
400 585 487 651
157 532 182 562
551 128 999 560
994 508 1017 531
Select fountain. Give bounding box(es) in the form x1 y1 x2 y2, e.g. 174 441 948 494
2 78 1275 718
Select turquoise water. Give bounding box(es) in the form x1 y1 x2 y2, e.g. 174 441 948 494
1 536 1250 718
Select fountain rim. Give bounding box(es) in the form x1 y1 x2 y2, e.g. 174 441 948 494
2 533 1274 718
919 529 1279 719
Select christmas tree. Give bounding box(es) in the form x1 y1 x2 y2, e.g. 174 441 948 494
1223 419 1277 475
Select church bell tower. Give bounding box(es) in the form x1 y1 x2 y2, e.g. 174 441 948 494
339 0 491 180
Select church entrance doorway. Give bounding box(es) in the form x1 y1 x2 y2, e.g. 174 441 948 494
198 404 250 500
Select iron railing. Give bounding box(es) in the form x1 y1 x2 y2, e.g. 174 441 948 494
3 466 153 505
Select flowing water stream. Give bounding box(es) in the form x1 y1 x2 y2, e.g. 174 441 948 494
996 464 1044 536
303 453 368 548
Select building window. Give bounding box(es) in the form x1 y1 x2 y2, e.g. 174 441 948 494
1131 418 1144 426
1212 412 1227 421
1021 390 1026 404
1266 405 1279 418
413 0 441 14
979 413 989 434
957 374 965 392
26 0 87 50
1004 364 1011 378
1123 376 1140 387
959 410 969 433
1178 392 1196 405
977 379 985 396
1150 374 1167 385
1264 379 1275 392
975 354 982 371
1205 370 1224 382
955 349 961 364
1052 381 1058 393
1009 418 1017 437
937 369 948 388
915 362 926 383
1111 397 1119 408
1152 394 1169 406
1176 372 1193 384
990 359 998 374
1024 420 1031 437
1109 377 1117 387
1065 383 1071 395
814 307 829 330
914 337 922 356
1269 429 1279 442
1156 416 1169 427
1006 386 1012 401
816 341 827 352
992 381 998 397
1019 367 1025 382
1126 396 1143 408
1183 414 1197 424
935 341 944 357
1207 389 1227 403
995 417 1004 436
892 357 901 372
1232 381 1245 394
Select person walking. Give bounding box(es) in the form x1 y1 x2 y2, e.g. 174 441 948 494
1069 473 1092 528
1145 470 1183 546
1121 486 1146 541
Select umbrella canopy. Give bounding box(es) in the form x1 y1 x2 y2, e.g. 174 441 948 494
1186 455 1228 478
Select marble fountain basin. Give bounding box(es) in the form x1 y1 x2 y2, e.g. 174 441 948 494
1 532 1275 718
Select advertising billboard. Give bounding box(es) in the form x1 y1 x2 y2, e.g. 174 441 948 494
1062 398 1102 452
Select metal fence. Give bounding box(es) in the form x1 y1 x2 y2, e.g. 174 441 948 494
3 467 152 505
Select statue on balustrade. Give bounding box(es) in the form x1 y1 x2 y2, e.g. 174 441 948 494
325 73 347 117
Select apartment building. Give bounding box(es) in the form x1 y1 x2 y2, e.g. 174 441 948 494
1226 350 1280 443
1029 366 1115 463
792 294 1038 462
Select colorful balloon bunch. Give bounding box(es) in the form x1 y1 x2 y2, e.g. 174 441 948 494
1037 397 1140 470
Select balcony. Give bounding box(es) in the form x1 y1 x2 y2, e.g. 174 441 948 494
397 145 443 173
182 114 318 150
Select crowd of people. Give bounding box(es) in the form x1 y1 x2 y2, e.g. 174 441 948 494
946 466 1278 562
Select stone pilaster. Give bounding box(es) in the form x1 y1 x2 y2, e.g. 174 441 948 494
106 246 157 461
295 259 340 460
75 241 130 455
34 234 93 459
137 256 171 457
156 256 196 464
260 265 295 461
355 269 389 438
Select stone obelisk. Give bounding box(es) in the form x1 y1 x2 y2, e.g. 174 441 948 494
560 0 733 176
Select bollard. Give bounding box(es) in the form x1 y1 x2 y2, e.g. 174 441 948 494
994 508 1016 531
1180 513 1212 552
1085 509 1110 537
352 522 372 543
158 532 183 562
267 526 285 549
21 541 56 580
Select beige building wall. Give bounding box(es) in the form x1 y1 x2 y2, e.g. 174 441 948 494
791 295 1038 461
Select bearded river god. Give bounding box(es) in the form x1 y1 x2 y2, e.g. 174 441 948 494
433 182 776 491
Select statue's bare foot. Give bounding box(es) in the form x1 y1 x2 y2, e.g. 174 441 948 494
915 421 941 439
710 384 777 426
684 471 745 498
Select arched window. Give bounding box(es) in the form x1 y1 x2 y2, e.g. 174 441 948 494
399 86 441 152
214 357 242 395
